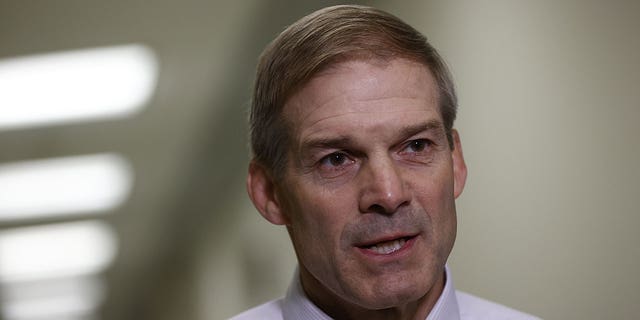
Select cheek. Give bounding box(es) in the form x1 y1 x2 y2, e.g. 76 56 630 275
412 168 455 208
411 168 457 235
286 186 351 254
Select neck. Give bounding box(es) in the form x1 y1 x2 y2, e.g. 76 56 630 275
299 267 446 320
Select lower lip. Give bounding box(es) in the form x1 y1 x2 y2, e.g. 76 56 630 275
355 236 417 260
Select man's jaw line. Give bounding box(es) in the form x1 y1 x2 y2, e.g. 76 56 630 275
298 259 443 320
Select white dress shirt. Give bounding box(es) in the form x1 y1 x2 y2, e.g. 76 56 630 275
230 266 540 320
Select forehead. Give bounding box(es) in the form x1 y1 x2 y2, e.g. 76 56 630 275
282 58 440 140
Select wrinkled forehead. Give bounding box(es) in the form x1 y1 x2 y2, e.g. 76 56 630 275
281 57 440 134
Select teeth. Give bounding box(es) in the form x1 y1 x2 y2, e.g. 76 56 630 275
368 238 406 254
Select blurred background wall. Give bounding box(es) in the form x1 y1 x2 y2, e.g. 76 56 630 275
0 1 638 319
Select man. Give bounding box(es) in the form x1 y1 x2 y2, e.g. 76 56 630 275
235 5 539 320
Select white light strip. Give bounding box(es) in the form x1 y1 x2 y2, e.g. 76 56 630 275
0 153 133 222
2 277 105 319
4 296 97 319
0 44 158 131
0 221 117 282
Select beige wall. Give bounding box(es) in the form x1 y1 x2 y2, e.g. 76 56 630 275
210 1 640 319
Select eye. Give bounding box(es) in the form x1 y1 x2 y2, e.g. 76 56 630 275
314 151 357 179
320 152 352 168
405 139 431 153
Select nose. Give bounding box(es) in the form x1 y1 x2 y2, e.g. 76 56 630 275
358 155 410 215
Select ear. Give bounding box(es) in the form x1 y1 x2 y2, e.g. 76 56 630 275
451 129 468 199
246 161 289 225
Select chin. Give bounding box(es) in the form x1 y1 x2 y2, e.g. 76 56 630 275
354 283 427 310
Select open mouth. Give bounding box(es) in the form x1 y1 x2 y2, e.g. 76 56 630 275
358 236 414 255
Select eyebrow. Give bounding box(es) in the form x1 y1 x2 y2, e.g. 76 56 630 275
397 120 445 141
299 119 446 155
300 136 353 154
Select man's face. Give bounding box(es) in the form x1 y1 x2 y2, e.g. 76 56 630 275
257 58 466 311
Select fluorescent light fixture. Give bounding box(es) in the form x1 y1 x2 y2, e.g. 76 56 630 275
2 276 105 319
0 221 117 282
0 44 158 131
0 153 133 221
5 316 99 320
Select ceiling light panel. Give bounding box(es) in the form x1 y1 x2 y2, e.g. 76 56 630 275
0 44 158 131
0 153 133 222
0 220 118 282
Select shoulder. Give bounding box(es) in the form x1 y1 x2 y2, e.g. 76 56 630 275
456 291 541 320
228 299 284 320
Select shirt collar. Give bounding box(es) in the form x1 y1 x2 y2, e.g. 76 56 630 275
426 265 460 320
282 267 330 320
282 266 460 320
